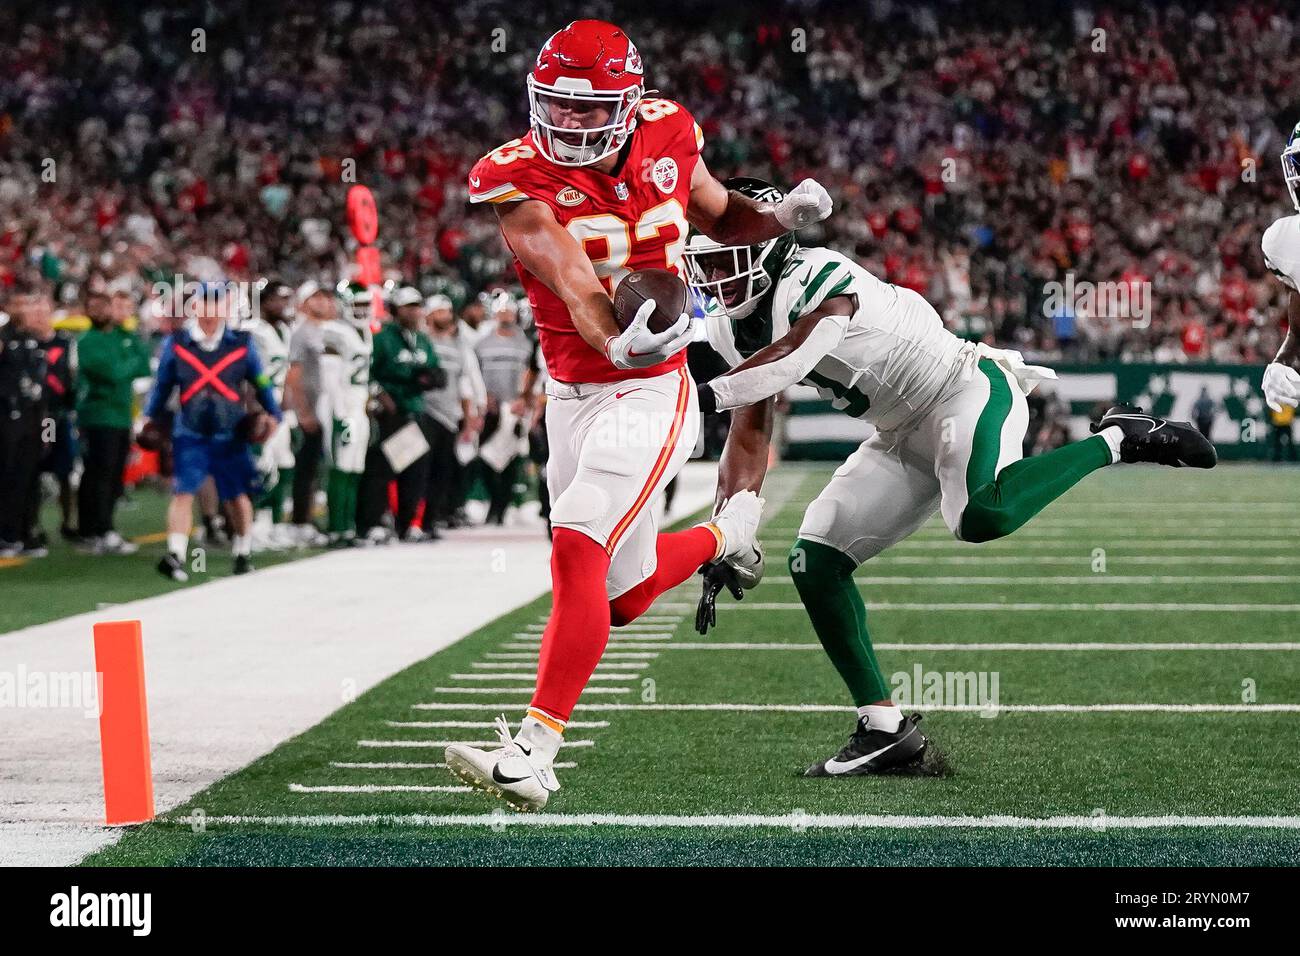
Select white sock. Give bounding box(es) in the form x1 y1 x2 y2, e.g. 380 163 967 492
1099 425 1124 464
167 532 188 562
857 704 903 733
517 712 564 763
232 534 251 557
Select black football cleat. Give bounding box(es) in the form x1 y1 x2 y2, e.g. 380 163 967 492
804 714 928 777
1090 404 1217 468
156 554 189 583
233 554 254 575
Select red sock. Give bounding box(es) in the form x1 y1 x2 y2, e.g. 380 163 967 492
530 528 612 724
609 526 720 626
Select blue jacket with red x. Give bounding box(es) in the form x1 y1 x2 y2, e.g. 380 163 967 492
146 324 282 439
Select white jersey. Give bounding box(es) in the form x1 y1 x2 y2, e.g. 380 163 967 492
245 317 292 402
321 319 373 420
1262 214 1300 290
705 246 970 432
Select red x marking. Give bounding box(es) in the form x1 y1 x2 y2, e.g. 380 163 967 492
175 344 246 403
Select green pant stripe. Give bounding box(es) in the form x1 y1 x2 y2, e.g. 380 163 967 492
965 358 1014 496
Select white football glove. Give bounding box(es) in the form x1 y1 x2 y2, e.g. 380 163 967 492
1263 362 1300 413
604 298 695 370
773 178 833 231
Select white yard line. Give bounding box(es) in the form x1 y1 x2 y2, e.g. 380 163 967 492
448 672 639 681
484 652 658 660
329 761 578 770
716 602 1300 612
431 686 630 694
592 641 1300 652
471 661 644 669
172 812 1300 831
409 701 1300 714
383 720 609 729
762 575 1300 586
763 538 1299 550
870 555 1300 565
357 738 596 747
289 784 471 794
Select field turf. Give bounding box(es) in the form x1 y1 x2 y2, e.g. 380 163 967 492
81 463 1300 866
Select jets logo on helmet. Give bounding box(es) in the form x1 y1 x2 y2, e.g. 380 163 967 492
1282 121 1300 213
683 178 799 320
527 20 645 167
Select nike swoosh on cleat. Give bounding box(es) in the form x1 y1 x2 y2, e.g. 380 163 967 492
492 764 531 785
823 740 903 774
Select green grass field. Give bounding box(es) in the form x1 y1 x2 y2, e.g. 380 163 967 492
81 463 1300 866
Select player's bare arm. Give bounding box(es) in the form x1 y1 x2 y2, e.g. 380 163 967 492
697 295 855 416
687 159 833 245
496 199 619 354
496 199 692 369
715 396 775 510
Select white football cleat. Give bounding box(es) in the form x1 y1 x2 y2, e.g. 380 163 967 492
445 715 560 812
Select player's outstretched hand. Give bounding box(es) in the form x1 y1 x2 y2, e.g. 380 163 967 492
1263 362 1300 413
604 298 694 370
774 179 833 230
695 560 746 635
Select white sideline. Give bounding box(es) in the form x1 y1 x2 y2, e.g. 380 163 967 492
358 738 596 747
171 812 1300 830
409 701 1300 714
0 461 721 866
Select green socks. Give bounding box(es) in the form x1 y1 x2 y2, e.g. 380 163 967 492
959 434 1112 543
789 538 890 707
327 470 360 535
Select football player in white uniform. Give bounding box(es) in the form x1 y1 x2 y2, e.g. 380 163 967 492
686 178 1217 777
1260 123 1300 413
245 278 297 548
322 282 375 546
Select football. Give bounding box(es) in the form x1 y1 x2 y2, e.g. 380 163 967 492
613 268 688 333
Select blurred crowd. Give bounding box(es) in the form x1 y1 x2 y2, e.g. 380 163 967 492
2 0 1298 364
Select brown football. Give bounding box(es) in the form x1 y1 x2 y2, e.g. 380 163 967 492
613 268 688 334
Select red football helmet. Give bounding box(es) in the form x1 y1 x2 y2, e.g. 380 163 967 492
527 20 644 167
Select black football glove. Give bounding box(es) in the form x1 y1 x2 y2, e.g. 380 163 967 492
694 560 746 635
414 366 448 391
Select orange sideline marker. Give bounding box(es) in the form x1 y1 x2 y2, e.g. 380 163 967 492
93 620 154 825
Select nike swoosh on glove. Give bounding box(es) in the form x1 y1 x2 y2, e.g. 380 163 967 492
774 179 833 230
1263 362 1300 413
604 297 695 370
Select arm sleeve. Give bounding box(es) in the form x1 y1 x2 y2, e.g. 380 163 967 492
708 317 847 412
144 339 176 419
244 342 283 419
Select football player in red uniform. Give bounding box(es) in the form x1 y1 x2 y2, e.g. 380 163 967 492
446 19 833 810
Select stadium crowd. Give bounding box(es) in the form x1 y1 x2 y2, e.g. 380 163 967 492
2 0 1299 564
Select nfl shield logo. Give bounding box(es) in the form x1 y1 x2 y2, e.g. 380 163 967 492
614 182 629 201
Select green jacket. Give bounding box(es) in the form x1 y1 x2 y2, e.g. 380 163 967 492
372 322 438 416
77 325 153 429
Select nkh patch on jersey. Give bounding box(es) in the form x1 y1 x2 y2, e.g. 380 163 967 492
469 98 705 385
704 247 971 432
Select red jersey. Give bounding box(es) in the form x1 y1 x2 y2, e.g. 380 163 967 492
469 98 703 384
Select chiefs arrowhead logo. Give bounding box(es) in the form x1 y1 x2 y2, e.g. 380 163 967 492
555 186 587 207
625 42 644 76
652 157 679 194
